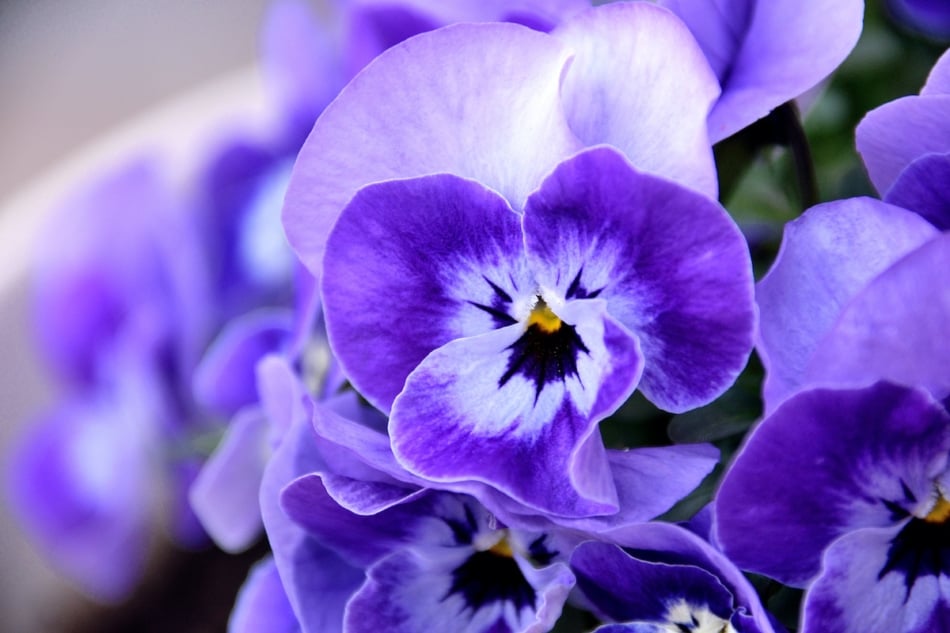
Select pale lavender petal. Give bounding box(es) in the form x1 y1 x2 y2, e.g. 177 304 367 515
322 175 532 413
283 23 579 277
606 445 719 524
390 306 642 518
553 2 720 197
189 408 270 553
801 526 949 633
923 49 950 96
661 0 863 142
756 198 938 412
228 556 301 633
524 147 754 413
857 95 950 195
806 233 950 401
256 354 309 445
192 309 293 417
885 152 950 231
715 382 950 587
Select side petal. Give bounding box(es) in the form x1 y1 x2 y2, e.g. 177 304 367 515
390 310 643 518
553 3 720 197
715 382 950 587
322 174 532 413
524 147 754 413
755 198 938 412
805 233 950 402
189 407 270 553
282 22 579 277
856 94 950 195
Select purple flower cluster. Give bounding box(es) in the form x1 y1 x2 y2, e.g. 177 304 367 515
14 0 950 632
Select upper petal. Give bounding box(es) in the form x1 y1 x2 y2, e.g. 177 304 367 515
553 2 720 197
856 94 950 195
756 198 938 412
660 0 864 141
805 232 950 402
884 152 950 231
282 22 579 277
524 147 755 413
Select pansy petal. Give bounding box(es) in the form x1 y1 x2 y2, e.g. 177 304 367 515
801 526 949 633
280 475 431 566
283 23 579 277
885 152 950 230
391 303 642 518
662 0 863 142
344 548 573 633
524 146 754 413
322 174 532 413
606 444 719 525
806 232 950 401
193 309 293 417
756 198 938 411
857 95 950 195
229 556 301 633
923 49 950 96
260 407 364 631
715 382 950 587
553 3 720 197
189 408 270 553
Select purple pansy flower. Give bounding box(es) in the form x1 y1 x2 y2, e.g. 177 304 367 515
321 146 751 517
715 381 950 633
259 393 576 633
658 0 865 142
285 2 754 518
571 522 777 633
857 48 950 231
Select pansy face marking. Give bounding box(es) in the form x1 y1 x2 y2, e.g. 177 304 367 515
879 488 950 599
323 147 754 516
499 296 591 402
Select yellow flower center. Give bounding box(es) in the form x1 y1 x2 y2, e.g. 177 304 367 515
488 537 514 558
925 495 950 524
526 298 562 333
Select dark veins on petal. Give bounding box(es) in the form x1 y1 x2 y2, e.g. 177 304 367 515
879 516 950 601
565 268 603 301
447 549 536 613
499 316 590 401
468 276 518 329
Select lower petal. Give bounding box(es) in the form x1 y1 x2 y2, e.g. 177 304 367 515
390 312 642 517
